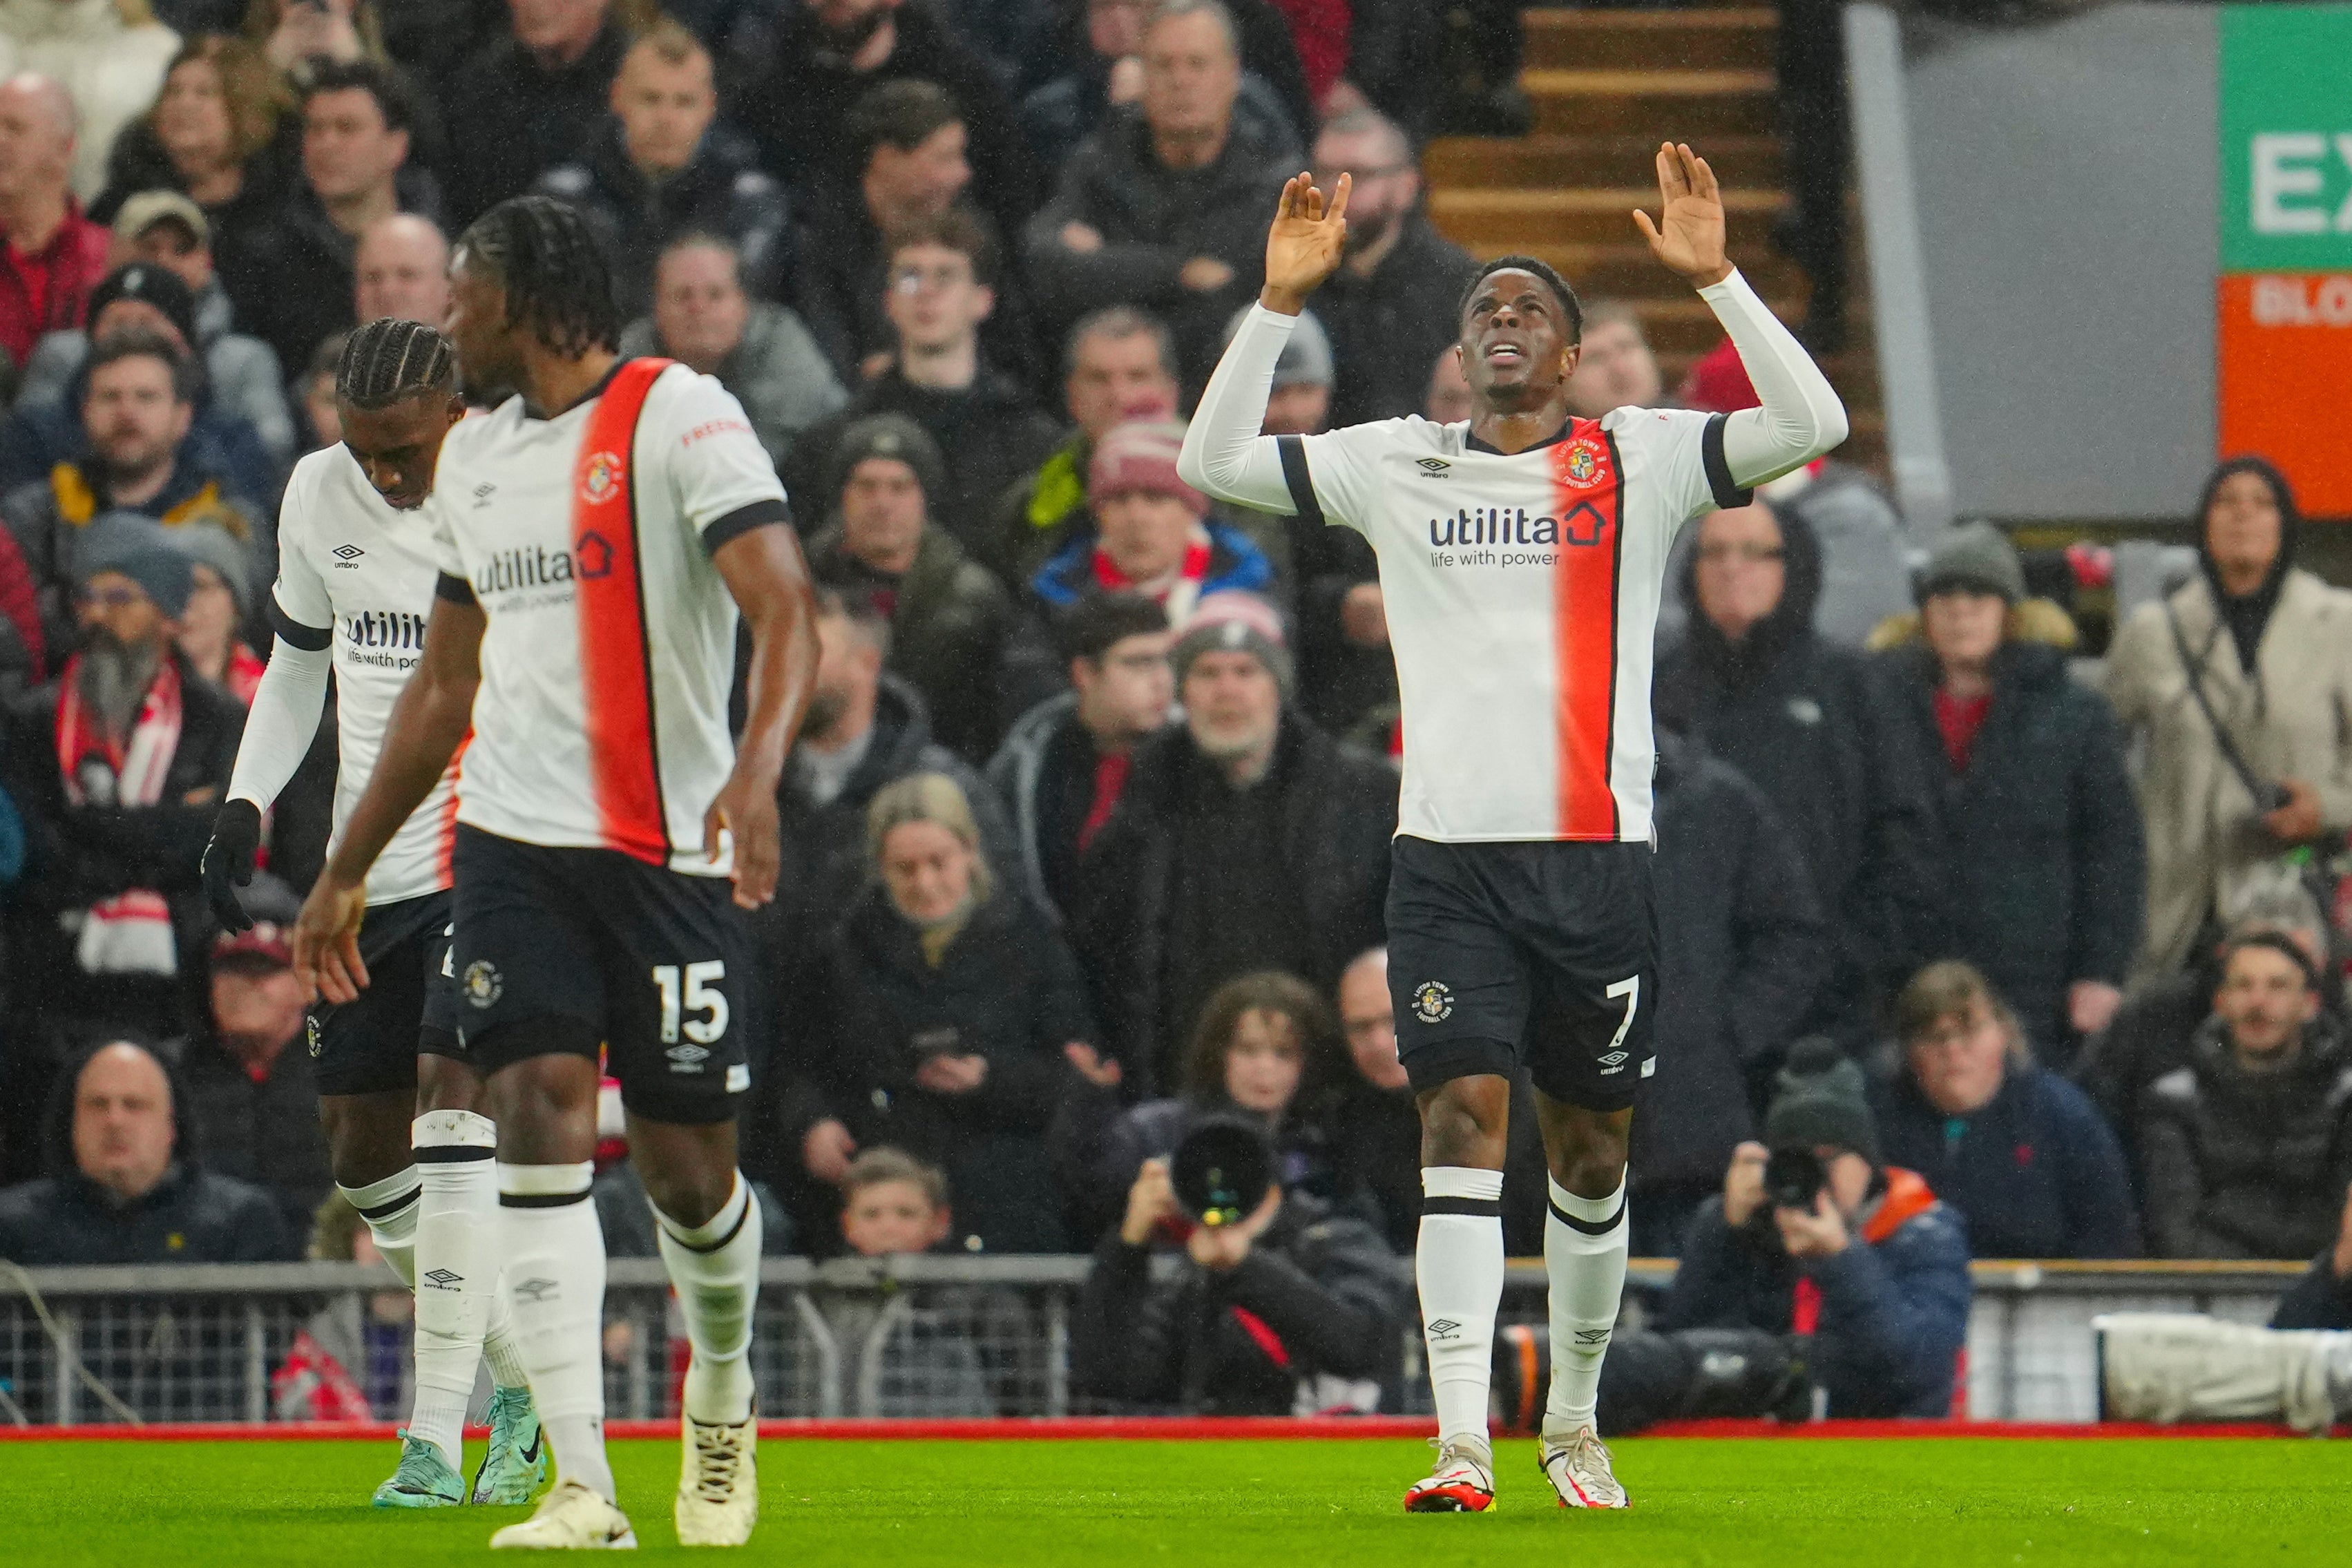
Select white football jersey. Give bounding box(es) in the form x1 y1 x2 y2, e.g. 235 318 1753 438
271 445 461 906
1279 408 1750 843
426 358 787 875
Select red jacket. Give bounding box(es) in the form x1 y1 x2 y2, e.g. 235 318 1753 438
0 202 111 370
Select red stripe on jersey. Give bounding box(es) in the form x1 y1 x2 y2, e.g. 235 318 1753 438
1548 420 1624 840
572 358 674 865
433 733 470 890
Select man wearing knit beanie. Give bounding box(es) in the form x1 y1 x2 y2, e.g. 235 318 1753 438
1914 521 2025 607
1169 589 1294 701
1029 419 1274 625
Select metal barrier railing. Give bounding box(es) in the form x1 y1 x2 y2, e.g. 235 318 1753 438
0 1256 2306 1427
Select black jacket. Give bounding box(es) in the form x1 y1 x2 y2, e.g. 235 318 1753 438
438 21 631 228
2137 1015 2352 1260
537 117 791 318
785 886 1094 1253
1071 1189 1404 1414
1654 506 1934 1040
1866 631 2145 1055
216 164 444 385
180 1031 336 1246
0 1163 294 1265
1632 732 1830 1190
1075 715 1396 1092
2270 1252 2352 1330
789 367 1064 562
1022 108 1291 381
809 524 1036 766
1310 213 1479 429
732 0 1038 240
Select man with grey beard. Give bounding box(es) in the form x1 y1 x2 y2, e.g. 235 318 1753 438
6 540 245 1064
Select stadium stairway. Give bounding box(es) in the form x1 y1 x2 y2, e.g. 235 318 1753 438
1422 6 1886 475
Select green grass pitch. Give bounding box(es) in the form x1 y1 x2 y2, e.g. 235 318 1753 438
0 1436 2335 1565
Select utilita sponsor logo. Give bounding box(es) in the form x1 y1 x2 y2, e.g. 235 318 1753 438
341 610 429 650
470 533 616 594
1426 505 1607 548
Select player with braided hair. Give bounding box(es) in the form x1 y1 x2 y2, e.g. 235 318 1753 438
201 316 548 1511
294 193 821 1550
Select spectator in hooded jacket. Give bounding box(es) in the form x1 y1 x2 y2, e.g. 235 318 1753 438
1655 498 1932 1044
1024 0 1290 380
2105 458 2352 983
1630 727 1829 1256
437 0 629 228
1656 1038 1971 1420
1030 418 1274 619
2137 933 2352 1261
807 412 1030 765
988 590 1173 926
1075 591 1393 1089
617 232 844 474
0 1038 294 1267
990 305 1180 586
535 22 789 317
1872 962 2140 1260
1865 522 2144 1058
790 210 1062 562
783 773 1096 1254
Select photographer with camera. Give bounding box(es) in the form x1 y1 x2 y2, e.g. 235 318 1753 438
1070 1111 1405 1415
1654 1037 1971 1420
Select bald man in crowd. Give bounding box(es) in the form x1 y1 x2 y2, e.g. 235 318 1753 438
353 213 452 327
0 73 109 372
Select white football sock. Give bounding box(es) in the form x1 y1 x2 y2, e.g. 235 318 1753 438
497 1161 614 1502
1418 1166 1505 1449
1543 1172 1629 1441
653 1173 761 1425
410 1111 497 1471
340 1166 421 1288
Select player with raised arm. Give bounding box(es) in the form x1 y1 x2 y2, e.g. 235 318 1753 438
1178 144 1847 1511
201 318 546 1511
291 196 821 1551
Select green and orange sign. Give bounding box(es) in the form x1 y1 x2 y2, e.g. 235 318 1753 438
2217 7 2352 516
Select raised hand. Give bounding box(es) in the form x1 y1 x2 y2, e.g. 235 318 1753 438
1632 142 1732 288
1261 171 1351 316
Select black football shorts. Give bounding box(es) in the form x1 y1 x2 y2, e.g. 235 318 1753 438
448 825 753 1125
307 891 467 1097
1384 834 1660 1113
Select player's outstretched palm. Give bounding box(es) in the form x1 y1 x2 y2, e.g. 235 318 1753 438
1261 171 1350 313
1633 142 1731 287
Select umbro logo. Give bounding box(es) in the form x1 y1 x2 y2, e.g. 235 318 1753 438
421 1268 463 1288
667 1043 710 1071
472 483 496 508
1415 457 1452 475
513 1277 560 1302
1574 1328 1613 1346
1426 1317 1463 1342
332 543 365 569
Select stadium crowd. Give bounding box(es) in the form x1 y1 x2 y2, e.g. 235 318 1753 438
0 0 2346 1422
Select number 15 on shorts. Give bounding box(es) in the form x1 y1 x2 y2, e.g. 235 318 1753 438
653 961 729 1046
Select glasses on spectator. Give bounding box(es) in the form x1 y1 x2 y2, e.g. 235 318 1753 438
1696 542 1786 566
892 264 973 296
75 584 145 609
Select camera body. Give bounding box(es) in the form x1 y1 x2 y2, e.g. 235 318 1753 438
1762 1145 1828 1214
1169 1118 1275 1229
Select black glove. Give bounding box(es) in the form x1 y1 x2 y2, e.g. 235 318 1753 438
202 798 262 933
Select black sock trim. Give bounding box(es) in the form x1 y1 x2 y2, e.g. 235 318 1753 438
1422 1195 1504 1218
499 1188 591 1208
660 1194 752 1255
354 1187 421 1222
1547 1192 1627 1236
413 1145 495 1164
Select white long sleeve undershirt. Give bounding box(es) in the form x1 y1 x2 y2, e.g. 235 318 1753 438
1176 267 1849 513
226 639 331 812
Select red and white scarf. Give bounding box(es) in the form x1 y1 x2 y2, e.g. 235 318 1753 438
55 653 184 976
1092 525 1214 627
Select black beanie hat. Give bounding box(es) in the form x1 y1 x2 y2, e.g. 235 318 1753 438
1764 1036 1880 1166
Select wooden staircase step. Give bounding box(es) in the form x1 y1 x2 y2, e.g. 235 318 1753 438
1423 133 1783 191
1524 68 1777 137
1428 184 1785 248
1522 7 1777 72
1500 241 1808 299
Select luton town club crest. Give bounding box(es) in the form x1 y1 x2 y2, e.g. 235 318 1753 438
1560 437 1607 489
580 450 624 504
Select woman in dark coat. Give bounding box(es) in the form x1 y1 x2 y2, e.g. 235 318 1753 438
787 772 1098 1254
